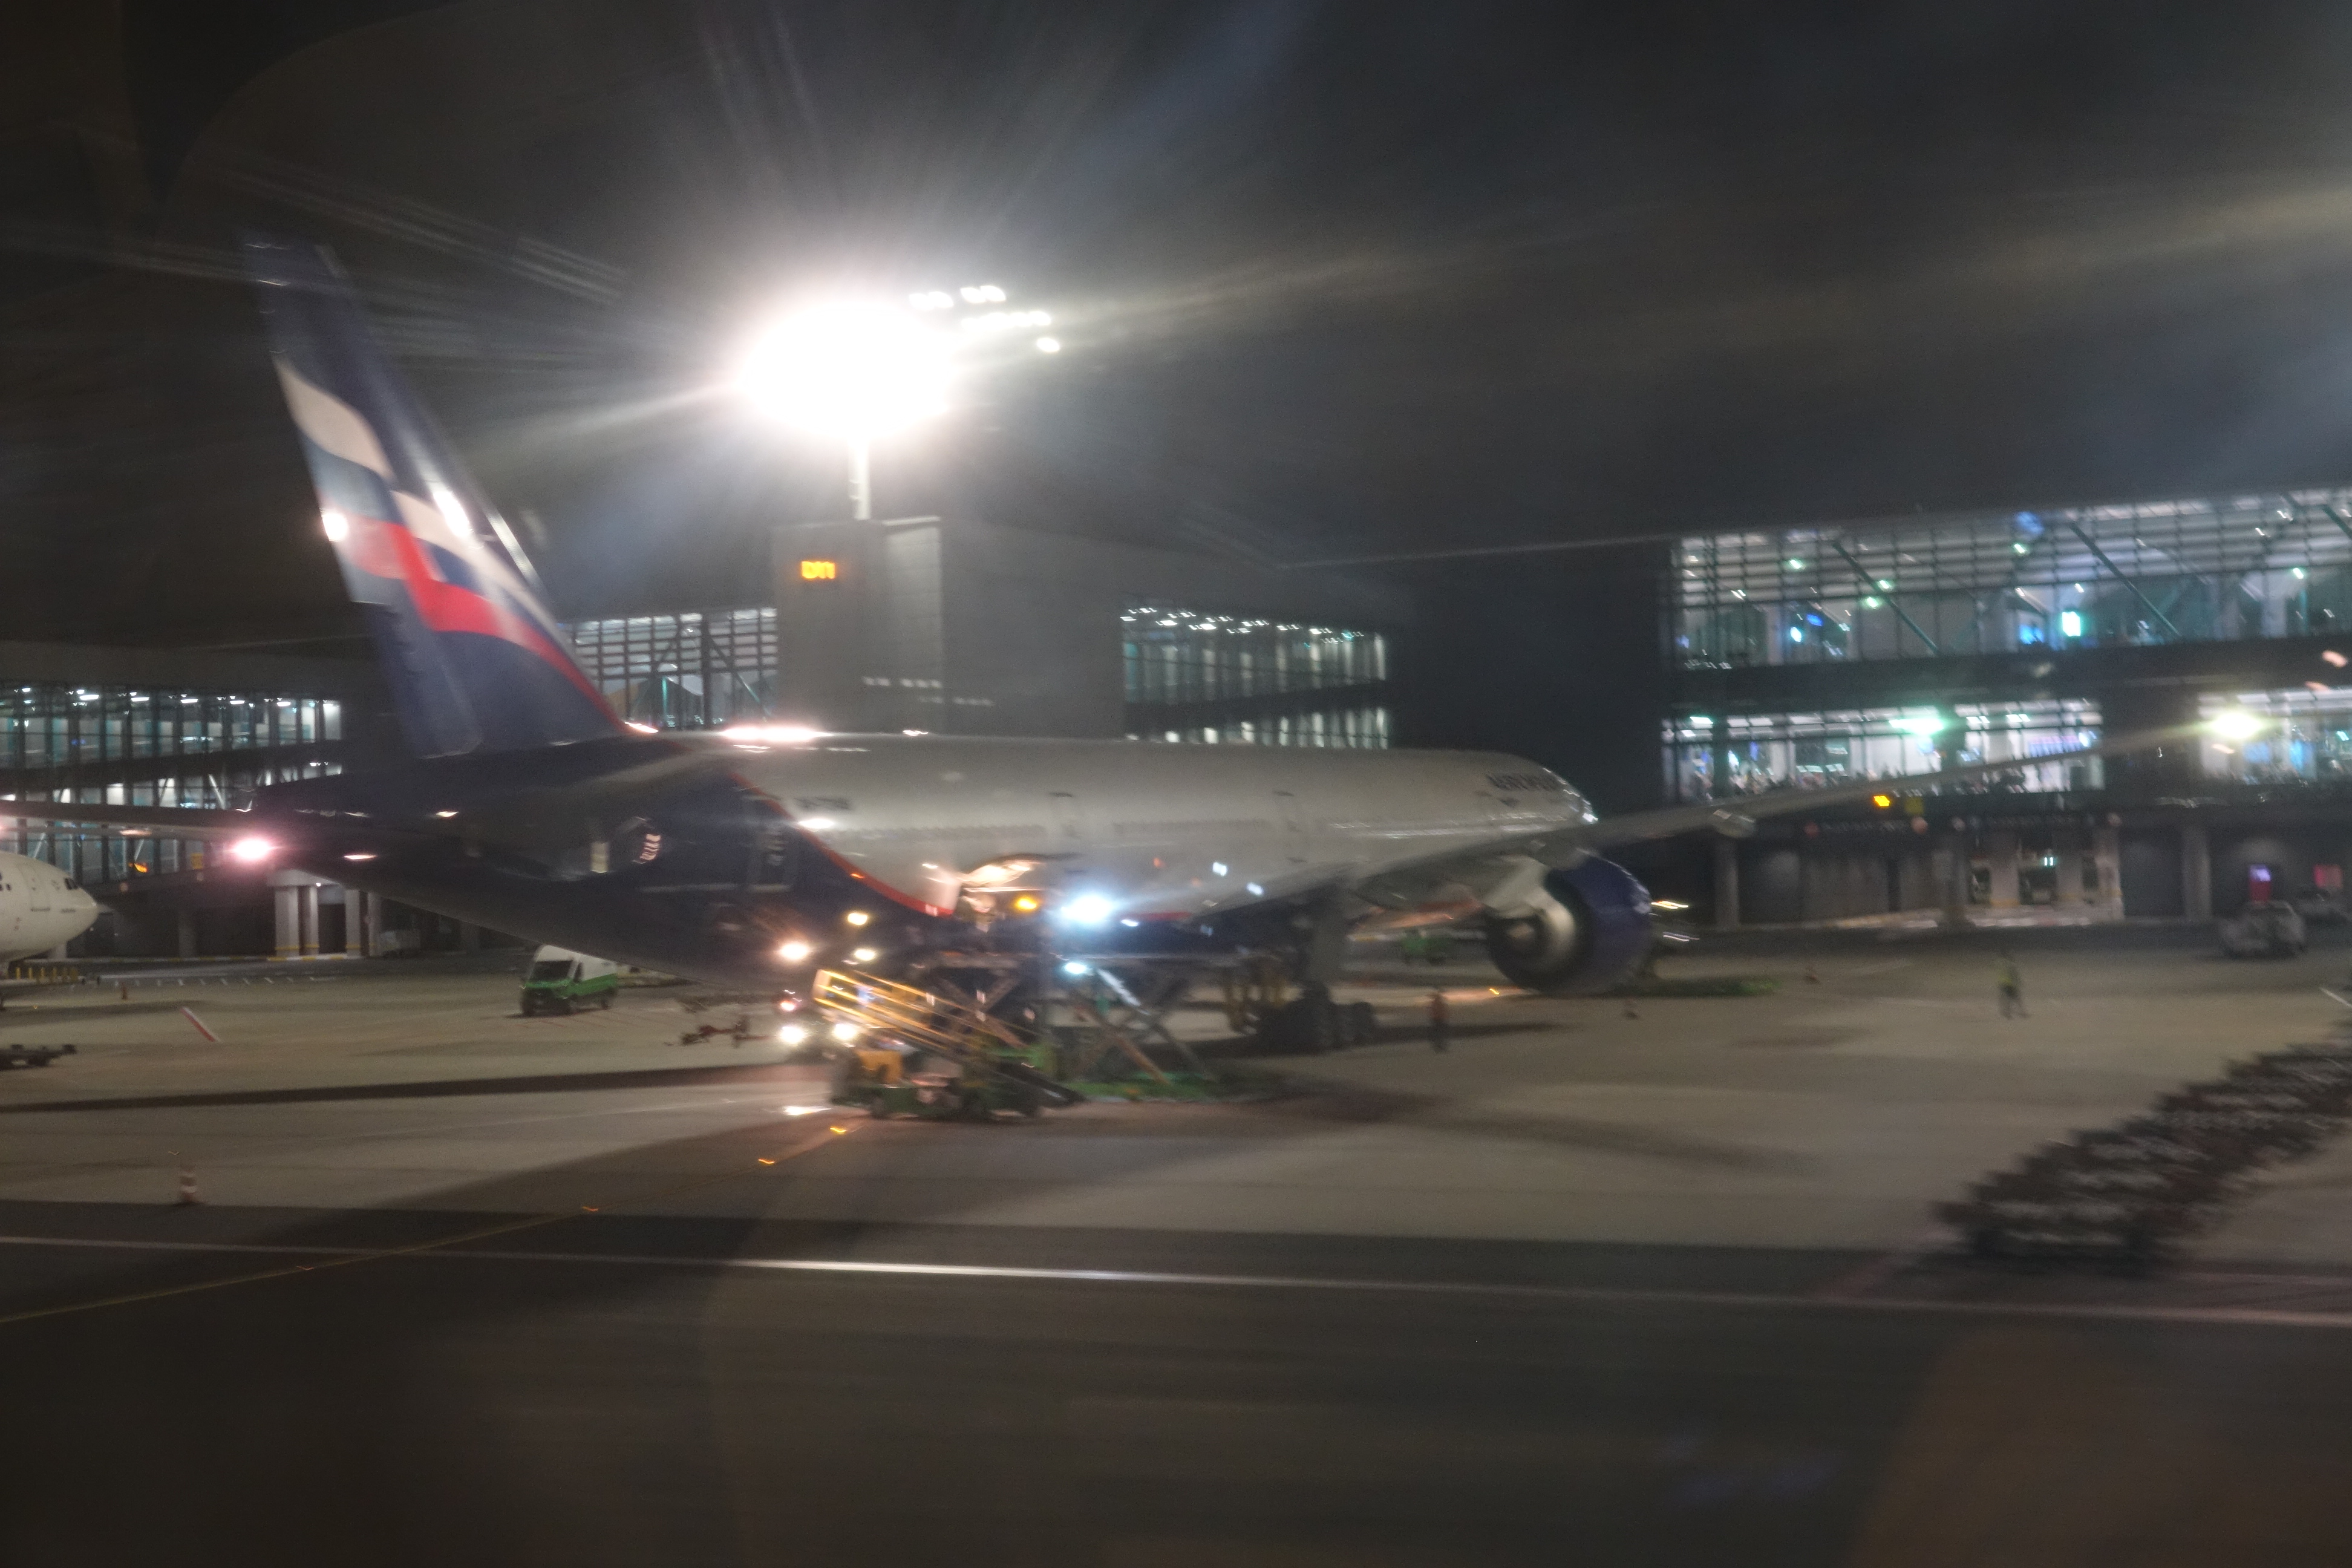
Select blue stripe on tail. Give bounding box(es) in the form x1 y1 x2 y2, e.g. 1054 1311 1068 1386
243 234 621 757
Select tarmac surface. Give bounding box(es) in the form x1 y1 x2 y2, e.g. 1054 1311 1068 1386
7 929 2352 1564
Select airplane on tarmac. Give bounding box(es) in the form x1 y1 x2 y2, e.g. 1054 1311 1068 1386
2 237 2162 1025
0 852 100 967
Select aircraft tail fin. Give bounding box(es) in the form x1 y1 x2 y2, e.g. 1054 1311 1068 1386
242 234 620 757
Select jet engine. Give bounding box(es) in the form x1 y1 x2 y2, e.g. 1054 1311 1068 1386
1481 857 1656 995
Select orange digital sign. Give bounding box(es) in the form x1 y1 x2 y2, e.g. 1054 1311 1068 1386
799 558 839 581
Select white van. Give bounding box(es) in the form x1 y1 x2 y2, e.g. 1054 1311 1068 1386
521 946 621 1014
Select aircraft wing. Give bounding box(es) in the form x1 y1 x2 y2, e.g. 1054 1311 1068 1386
1349 722 2197 912
0 803 255 840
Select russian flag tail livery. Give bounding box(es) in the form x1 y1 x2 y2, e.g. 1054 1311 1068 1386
243 234 621 757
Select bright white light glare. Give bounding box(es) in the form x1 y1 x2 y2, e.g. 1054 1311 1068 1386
1060 893 1115 926
777 940 814 963
959 310 1054 333
321 509 349 543
2060 610 2083 638
907 291 955 311
2210 710 2265 742
851 947 878 964
434 809 459 818
1062 960 1091 977
1211 861 1228 877
1035 336 1061 354
830 1021 861 1042
624 720 659 734
721 725 822 745
228 836 273 865
783 1103 825 1115
342 852 376 862
844 910 871 926
1895 712 1947 737
958 284 1007 303
778 1024 809 1045
737 303 950 439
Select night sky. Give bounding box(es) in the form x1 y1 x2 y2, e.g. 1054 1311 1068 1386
18 2 2352 800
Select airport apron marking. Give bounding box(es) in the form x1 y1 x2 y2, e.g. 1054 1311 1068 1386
8 1232 2352 1334
0 1119 860 1330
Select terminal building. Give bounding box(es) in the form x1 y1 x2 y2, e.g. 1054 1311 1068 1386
1654 486 2352 926
0 641 405 959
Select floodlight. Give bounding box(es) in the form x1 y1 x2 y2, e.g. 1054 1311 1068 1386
2209 710 2265 742
1060 893 1115 926
737 302 950 441
229 836 273 864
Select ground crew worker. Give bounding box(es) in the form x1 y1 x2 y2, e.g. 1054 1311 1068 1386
1996 951 2025 1019
1427 988 1451 1053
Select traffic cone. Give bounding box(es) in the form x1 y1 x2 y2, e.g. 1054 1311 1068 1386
175 1166 201 1206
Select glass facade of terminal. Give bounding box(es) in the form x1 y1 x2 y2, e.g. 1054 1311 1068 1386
1122 606 1392 747
1674 487 2352 667
1664 700 2102 801
0 685 345 882
568 609 779 730
2200 689 2352 784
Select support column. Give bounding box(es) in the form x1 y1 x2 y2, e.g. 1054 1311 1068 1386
1985 828 2022 909
273 885 301 959
364 893 384 958
341 884 364 958
1935 832 1971 929
298 883 320 957
2093 823 2122 915
2053 829 2086 905
2182 820 2213 921
1712 835 1740 932
175 909 196 959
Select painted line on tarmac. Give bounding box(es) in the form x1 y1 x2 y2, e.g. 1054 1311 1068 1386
10 1230 2352 1333
0 1119 863 1329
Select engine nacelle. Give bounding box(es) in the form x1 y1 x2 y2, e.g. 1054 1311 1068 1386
1482 857 1656 995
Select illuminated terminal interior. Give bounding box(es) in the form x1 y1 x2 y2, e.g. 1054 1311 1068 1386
2200 690 2352 783
1675 486 2352 666
1664 701 2102 800
567 608 778 730
1122 606 1392 746
0 683 345 881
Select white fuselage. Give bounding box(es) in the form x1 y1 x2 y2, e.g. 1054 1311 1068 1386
717 734 1591 920
0 851 100 963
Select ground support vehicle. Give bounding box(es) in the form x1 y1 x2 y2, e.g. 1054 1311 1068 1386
817 969 1079 1123
520 946 620 1014
0 1042 74 1068
2220 903 2308 958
